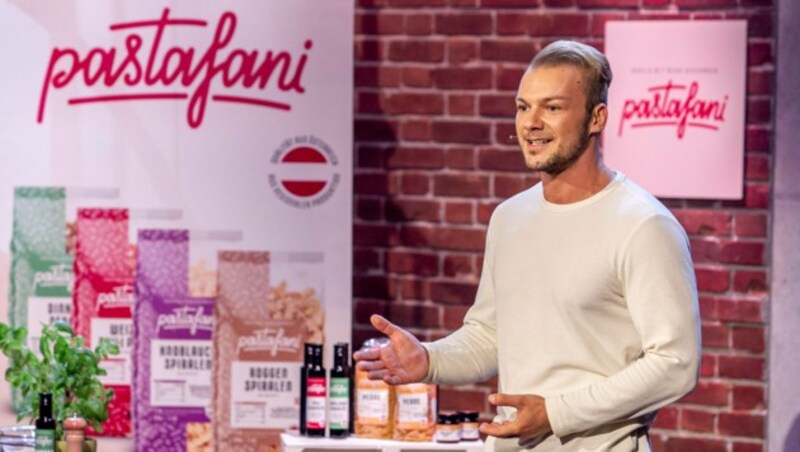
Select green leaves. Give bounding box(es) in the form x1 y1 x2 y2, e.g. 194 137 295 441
0 322 119 441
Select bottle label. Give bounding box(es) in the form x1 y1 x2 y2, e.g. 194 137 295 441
35 429 55 451
306 377 327 429
329 377 350 430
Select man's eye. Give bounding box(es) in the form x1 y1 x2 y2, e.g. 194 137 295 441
516 104 528 112
546 105 561 112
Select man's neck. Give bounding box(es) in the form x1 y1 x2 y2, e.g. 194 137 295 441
540 150 615 205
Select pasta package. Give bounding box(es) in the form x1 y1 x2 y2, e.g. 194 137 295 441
355 338 395 439
133 230 214 452
393 383 437 442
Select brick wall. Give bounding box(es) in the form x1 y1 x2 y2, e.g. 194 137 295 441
352 0 774 450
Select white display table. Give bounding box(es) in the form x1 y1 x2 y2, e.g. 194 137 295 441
281 432 484 452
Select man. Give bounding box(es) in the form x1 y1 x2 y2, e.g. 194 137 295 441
354 40 701 451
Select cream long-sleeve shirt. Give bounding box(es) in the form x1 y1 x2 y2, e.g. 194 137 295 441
423 173 701 451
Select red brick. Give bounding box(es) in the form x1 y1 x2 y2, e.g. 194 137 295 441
690 237 721 263
357 91 383 113
748 42 773 67
357 146 385 169
732 442 764 452
642 0 669 6
388 303 441 328
448 94 476 116
448 39 479 64
443 305 471 329
398 278 428 300
355 119 398 141
354 224 396 247
747 98 772 125
699 296 718 319
355 39 384 61
497 65 526 90
353 248 381 271
354 66 401 88
481 0 540 6
401 173 430 195
496 122 518 145
433 68 492 89
438 387 488 412
664 437 726 452
675 0 736 7
719 412 765 438
733 385 765 410
355 173 392 195
401 120 431 141
386 251 439 275
386 147 445 169
354 275 392 298
681 380 729 406
719 356 765 381
446 148 477 169
356 198 383 221
495 174 529 198
747 69 773 95
430 281 479 304
497 13 530 35
432 120 491 144
527 14 590 37
701 354 718 377
543 0 575 5
732 326 765 353
744 155 770 182
353 299 388 324
443 254 474 277
628 13 691 21
385 93 444 115
591 13 626 37
432 227 487 251
718 298 764 323
652 405 678 430
680 408 715 432
435 13 493 35
695 267 730 293
386 199 441 223
445 202 473 224
478 202 500 224
388 41 445 62
480 40 539 62
674 209 732 236
719 240 765 265
733 270 768 293
729 12 773 38
356 13 405 35
389 0 447 6
405 14 433 35
479 149 525 172
735 213 768 237
701 321 728 348
479 94 515 118
745 183 770 209
402 67 433 87
357 0 389 7
450 0 478 7
578 0 637 7
433 174 490 197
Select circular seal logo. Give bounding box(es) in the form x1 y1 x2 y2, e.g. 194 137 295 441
268 135 340 208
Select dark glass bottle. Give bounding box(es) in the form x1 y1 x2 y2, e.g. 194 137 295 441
329 342 350 438
300 343 315 435
35 392 56 452
305 344 327 437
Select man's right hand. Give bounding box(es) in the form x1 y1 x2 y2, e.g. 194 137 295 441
353 314 430 385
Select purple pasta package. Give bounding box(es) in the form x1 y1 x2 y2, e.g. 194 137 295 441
133 230 214 452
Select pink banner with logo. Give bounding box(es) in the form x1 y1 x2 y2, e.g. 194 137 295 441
604 21 747 199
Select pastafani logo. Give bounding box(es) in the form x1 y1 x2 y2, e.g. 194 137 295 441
156 306 214 335
269 135 340 208
236 327 301 356
97 284 135 309
38 8 312 128
33 263 73 293
618 81 728 139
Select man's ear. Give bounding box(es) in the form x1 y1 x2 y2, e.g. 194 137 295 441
589 103 608 135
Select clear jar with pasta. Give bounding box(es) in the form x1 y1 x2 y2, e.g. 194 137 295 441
393 383 436 442
354 338 396 439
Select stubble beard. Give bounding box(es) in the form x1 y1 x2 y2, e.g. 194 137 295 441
525 113 593 176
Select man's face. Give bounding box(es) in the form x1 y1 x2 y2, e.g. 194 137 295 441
515 65 595 175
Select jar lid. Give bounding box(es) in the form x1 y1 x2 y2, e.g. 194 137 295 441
459 411 479 422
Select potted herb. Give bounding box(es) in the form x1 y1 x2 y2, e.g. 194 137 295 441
0 321 119 451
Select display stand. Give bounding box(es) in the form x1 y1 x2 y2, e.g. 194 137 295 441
281 432 484 452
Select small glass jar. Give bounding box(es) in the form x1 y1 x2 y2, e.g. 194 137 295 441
435 413 461 443
459 411 480 441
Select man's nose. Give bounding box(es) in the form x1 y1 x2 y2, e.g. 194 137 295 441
520 109 544 130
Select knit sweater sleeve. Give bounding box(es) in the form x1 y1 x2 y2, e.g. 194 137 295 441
421 216 499 386
545 214 701 437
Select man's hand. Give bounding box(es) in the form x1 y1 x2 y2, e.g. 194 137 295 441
480 393 552 444
353 314 429 385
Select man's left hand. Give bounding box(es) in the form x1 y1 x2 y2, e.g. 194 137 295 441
480 393 552 443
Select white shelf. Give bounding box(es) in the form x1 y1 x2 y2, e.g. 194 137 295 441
281 432 484 452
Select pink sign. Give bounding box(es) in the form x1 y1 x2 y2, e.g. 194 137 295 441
604 21 747 199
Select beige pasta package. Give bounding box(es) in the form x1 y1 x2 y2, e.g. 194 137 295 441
213 251 304 451
355 338 396 439
393 383 437 442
